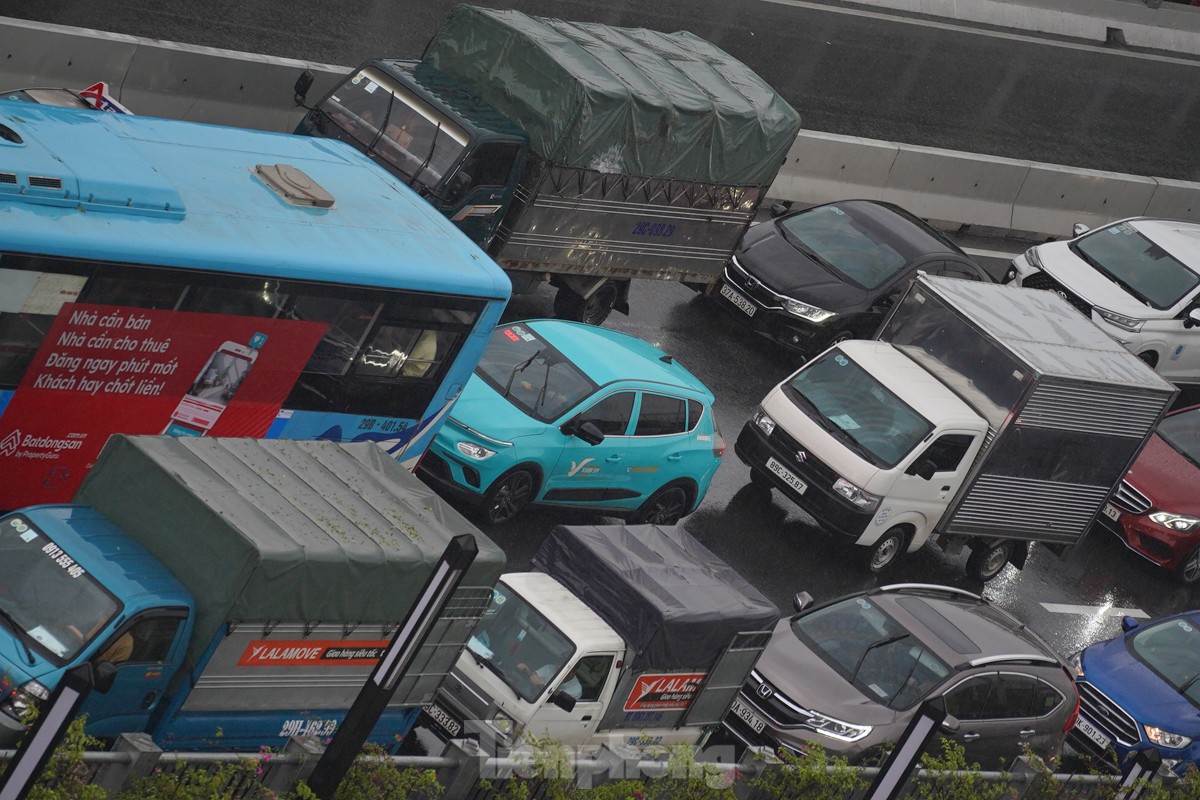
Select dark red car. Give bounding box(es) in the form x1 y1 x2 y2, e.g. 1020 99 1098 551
1103 405 1200 584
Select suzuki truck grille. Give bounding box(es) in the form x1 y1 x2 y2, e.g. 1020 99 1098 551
1076 680 1140 746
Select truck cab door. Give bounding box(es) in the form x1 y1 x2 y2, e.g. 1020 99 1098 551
883 432 981 538
525 654 617 746
78 610 188 740
437 142 523 247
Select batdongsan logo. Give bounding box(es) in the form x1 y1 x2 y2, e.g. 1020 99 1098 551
0 430 19 458
0 429 87 460
568 458 600 477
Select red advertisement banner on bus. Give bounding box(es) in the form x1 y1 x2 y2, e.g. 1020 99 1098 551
0 303 326 508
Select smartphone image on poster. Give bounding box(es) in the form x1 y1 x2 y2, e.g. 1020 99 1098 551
163 340 260 436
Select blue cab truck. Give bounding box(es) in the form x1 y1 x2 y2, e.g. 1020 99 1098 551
293 4 801 325
0 435 505 750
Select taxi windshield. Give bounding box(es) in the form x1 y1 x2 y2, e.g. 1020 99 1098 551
475 324 598 422
0 515 120 664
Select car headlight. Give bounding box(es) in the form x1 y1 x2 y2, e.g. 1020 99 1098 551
0 680 48 722
490 710 515 737
782 297 835 324
456 441 497 460
1145 725 1192 749
753 409 776 436
1023 247 1044 271
804 708 873 743
1148 512 1200 532
1069 650 1084 678
833 477 882 511
1095 307 1145 333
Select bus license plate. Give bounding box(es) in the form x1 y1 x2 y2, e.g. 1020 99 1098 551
424 702 462 738
1074 715 1111 750
767 457 807 495
730 698 766 734
720 283 757 317
1102 503 1120 522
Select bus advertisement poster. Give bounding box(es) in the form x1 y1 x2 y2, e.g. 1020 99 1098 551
0 303 326 508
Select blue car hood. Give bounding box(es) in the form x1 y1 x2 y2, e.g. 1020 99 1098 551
1083 636 1200 734
447 377 549 441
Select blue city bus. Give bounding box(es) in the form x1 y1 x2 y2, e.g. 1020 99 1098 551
0 102 510 509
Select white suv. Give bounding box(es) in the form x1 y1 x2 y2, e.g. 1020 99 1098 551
1005 217 1200 383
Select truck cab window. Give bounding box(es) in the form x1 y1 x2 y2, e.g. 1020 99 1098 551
921 434 974 473
101 614 184 664
568 655 615 702
456 143 519 191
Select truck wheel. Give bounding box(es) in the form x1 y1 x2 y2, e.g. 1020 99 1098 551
554 281 619 326
966 540 1013 581
866 527 907 573
634 485 690 525
1176 544 1200 585
482 468 537 525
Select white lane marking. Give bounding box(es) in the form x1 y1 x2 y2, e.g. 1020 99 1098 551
761 0 1200 68
1041 602 1150 619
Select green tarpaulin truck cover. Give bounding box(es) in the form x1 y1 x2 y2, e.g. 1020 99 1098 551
74 436 505 665
423 4 802 186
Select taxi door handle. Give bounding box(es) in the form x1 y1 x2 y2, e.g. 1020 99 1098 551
606 455 622 462
667 454 682 461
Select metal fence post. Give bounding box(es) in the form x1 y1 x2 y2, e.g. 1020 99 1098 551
91 733 162 794
261 736 326 794
436 739 481 800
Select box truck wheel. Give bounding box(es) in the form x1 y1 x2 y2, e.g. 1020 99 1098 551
866 527 908 573
966 539 1013 581
482 467 539 524
554 281 620 326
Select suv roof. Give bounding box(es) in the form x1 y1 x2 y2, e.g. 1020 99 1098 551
859 584 1062 670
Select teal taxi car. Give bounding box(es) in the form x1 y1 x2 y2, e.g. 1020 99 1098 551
418 320 724 524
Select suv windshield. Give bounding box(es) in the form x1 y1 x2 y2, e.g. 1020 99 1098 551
0 515 120 664
1072 222 1200 309
778 205 908 289
1158 408 1200 469
1130 615 1200 707
793 596 950 710
784 349 932 468
475 324 598 422
318 67 468 191
465 583 575 704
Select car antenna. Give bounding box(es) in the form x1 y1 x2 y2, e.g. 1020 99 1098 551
659 355 674 364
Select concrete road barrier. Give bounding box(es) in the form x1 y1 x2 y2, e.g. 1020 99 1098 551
1010 163 1158 236
883 144 1030 230
769 130 899 204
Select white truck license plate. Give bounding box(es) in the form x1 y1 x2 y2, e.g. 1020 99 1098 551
730 698 766 734
767 457 807 494
1074 715 1111 750
1102 503 1120 522
424 702 462 738
720 283 757 317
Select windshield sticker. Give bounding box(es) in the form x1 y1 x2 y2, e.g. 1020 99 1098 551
829 414 859 430
40 541 85 578
9 517 38 542
1179 621 1194 632
831 207 845 216
834 355 848 366
363 81 379 94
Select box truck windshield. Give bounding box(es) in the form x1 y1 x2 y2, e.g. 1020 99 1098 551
465 583 574 704
0 515 119 663
785 350 933 468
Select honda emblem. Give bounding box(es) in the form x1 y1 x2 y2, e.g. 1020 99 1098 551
746 276 758 290
757 683 773 699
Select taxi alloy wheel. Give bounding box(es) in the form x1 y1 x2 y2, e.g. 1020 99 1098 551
635 485 690 526
483 468 536 525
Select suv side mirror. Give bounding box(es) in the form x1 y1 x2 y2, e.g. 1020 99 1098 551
562 420 605 446
1121 615 1141 633
1185 308 1200 329
550 690 577 712
769 202 791 218
907 459 937 480
792 591 814 613
293 70 315 107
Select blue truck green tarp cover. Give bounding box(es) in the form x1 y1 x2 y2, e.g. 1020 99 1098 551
422 4 802 186
73 435 505 665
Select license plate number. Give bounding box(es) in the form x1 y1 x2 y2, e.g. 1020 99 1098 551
767 457 807 495
1102 503 1120 522
424 702 462 738
1074 715 1111 750
730 697 766 734
720 283 757 317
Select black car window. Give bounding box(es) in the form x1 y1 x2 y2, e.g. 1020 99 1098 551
943 674 998 720
635 394 687 436
577 392 635 436
687 399 703 432
990 674 1062 719
920 434 975 473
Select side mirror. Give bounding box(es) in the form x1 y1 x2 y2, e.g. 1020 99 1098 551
1071 222 1090 237
876 290 901 311
907 459 937 481
293 70 315 107
563 420 605 446
769 202 791 218
443 170 473 205
550 690 577 712
1185 308 1200 329
941 713 960 733
792 591 814 613
1121 615 1141 633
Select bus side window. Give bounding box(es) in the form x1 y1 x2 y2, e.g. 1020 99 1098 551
81 273 189 310
357 325 456 379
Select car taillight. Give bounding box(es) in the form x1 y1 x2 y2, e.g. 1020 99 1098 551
1063 670 1081 734
711 409 726 458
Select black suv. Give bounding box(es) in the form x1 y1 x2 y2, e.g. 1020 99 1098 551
721 584 1079 769
715 200 992 353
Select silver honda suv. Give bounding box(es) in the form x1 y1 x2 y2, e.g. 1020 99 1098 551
720 584 1079 769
